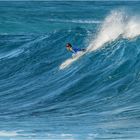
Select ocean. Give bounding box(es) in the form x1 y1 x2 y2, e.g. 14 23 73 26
0 1 140 140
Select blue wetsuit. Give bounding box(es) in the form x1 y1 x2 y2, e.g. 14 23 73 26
72 48 84 54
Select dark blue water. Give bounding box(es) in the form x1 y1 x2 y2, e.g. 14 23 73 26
0 1 140 140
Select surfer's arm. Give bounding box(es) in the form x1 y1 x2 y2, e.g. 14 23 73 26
70 48 76 54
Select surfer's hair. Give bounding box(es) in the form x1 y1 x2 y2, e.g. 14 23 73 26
66 43 72 47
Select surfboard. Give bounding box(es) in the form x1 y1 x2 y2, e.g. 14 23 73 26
59 51 85 70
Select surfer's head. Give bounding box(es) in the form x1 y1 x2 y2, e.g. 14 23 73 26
66 43 72 48
66 43 72 51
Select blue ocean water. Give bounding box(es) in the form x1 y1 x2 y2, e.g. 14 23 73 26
0 1 140 140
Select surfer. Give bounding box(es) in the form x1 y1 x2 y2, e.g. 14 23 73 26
66 43 86 54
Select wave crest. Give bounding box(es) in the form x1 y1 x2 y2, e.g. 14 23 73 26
88 10 140 51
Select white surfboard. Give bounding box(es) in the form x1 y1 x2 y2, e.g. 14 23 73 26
59 51 86 70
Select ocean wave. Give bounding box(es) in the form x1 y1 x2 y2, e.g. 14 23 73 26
60 9 140 69
0 3 140 140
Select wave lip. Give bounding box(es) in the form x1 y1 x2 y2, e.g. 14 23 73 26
88 10 140 52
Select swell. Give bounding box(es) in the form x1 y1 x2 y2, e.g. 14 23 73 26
1 10 140 117
1 33 140 118
0 28 89 117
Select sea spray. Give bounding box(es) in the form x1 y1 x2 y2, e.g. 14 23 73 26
123 17 140 39
88 10 140 51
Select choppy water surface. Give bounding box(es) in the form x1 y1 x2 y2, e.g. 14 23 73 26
0 1 140 140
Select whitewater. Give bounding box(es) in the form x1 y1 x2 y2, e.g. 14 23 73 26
0 1 140 140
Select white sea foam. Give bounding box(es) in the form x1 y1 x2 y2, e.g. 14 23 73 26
0 130 35 138
88 10 140 51
48 19 101 24
0 130 20 137
123 17 140 39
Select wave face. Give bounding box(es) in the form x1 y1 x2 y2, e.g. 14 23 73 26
1 1 140 140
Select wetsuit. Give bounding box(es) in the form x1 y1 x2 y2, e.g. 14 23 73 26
71 48 85 54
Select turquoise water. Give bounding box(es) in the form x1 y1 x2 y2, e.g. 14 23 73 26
0 1 140 140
